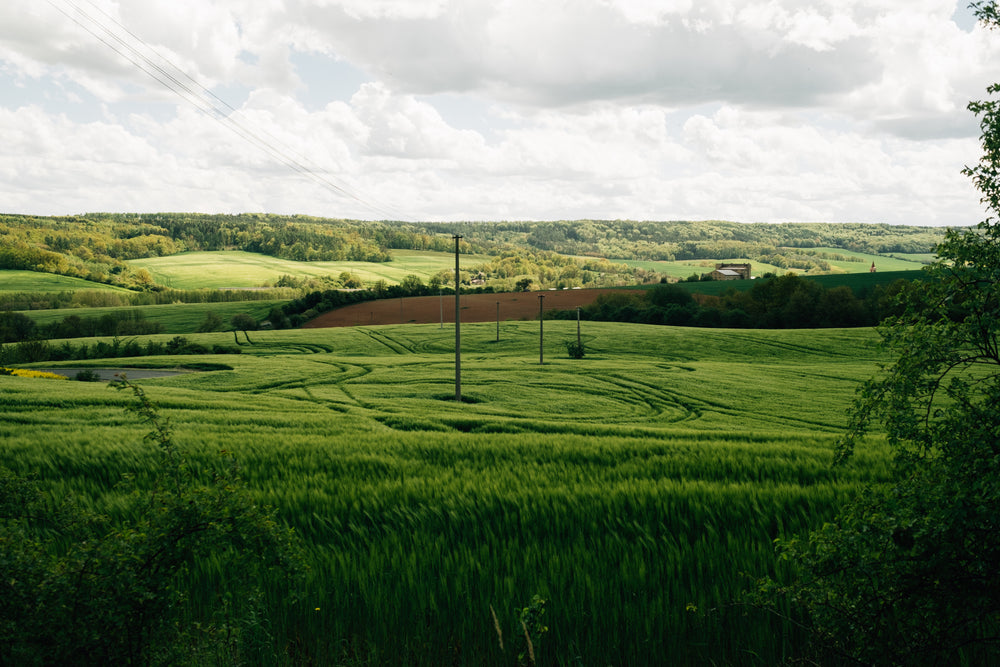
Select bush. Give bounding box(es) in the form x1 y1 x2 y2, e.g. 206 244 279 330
565 340 585 359
0 379 304 665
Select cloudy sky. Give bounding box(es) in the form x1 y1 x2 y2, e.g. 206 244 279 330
1 0 997 226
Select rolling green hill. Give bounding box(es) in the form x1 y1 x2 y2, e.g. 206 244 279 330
128 249 494 289
0 270 132 293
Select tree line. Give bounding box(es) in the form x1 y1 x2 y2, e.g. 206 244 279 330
551 274 914 329
412 219 948 262
0 309 164 345
0 287 298 312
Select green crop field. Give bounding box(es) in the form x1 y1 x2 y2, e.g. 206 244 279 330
2 321 892 665
0 270 132 293
128 249 494 289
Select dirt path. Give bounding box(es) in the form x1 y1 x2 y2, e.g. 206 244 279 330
303 288 637 328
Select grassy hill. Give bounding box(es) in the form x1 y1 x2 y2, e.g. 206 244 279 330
128 249 494 289
0 270 132 293
2 321 891 664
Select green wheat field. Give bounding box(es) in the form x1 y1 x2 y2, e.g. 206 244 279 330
1 320 892 665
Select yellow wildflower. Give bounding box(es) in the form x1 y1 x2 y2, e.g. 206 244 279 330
0 368 69 380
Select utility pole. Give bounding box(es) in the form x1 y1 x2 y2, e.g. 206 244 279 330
496 301 500 342
538 293 545 364
577 306 582 348
454 234 462 402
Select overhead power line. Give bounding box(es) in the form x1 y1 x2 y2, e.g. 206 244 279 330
47 0 411 221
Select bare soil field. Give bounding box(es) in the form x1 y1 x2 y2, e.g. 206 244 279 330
303 288 637 328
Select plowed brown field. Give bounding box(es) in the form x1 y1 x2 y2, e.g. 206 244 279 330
302 288 638 328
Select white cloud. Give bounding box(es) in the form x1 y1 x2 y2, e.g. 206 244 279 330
0 0 994 225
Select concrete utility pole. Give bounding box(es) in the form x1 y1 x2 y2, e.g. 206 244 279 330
538 293 545 364
577 306 582 348
454 234 462 402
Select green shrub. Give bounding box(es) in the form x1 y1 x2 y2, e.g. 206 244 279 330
73 369 102 382
0 379 304 665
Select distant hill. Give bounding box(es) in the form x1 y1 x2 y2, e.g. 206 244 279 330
0 213 950 293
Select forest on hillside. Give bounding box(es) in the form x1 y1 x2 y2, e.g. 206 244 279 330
0 213 948 293
409 219 948 260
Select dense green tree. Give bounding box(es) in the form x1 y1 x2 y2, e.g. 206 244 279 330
230 313 257 333
761 6 1000 663
647 282 694 308
0 311 37 343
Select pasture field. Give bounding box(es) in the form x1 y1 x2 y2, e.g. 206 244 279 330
1 321 891 665
128 249 494 289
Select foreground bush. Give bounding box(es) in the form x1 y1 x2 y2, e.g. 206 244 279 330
0 379 303 666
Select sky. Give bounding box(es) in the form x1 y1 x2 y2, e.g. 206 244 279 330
0 0 997 226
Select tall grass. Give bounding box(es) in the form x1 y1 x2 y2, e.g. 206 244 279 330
1 322 890 665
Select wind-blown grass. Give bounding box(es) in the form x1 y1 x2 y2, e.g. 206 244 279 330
2 321 890 665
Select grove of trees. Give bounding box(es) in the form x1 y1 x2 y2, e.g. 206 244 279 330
552 274 910 330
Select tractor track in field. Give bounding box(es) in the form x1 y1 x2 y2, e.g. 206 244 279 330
360 329 414 355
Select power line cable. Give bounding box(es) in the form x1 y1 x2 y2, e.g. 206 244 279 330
47 0 412 221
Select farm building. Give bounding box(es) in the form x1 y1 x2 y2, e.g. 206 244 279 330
708 263 752 281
